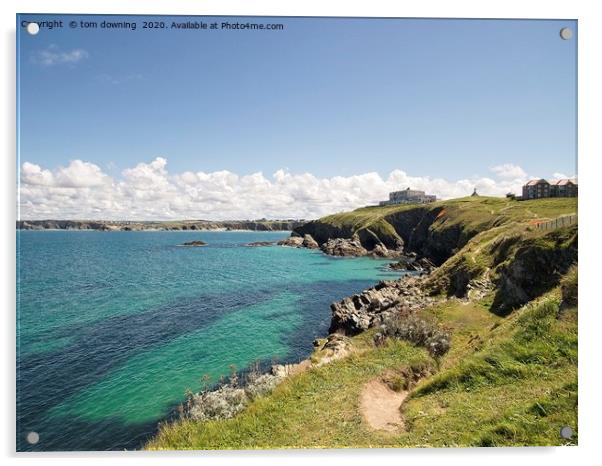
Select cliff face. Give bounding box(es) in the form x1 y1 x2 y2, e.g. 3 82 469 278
293 197 577 265
294 206 464 265
294 203 485 264
17 220 113 230
16 220 304 232
422 222 578 315
327 220 577 331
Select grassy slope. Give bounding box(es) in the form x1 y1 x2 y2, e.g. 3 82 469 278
297 196 577 265
323 196 576 230
147 197 578 450
423 217 577 310
148 291 576 449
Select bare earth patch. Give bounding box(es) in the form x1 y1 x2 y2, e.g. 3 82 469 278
360 379 408 432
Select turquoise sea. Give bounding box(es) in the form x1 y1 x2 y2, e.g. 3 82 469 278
16 230 402 451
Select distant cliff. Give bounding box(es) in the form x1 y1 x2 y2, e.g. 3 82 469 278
16 219 305 232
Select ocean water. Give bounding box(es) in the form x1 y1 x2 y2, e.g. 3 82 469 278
16 230 402 451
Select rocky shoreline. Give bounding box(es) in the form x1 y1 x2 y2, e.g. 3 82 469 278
329 276 436 335
276 230 436 276
16 219 305 232
179 225 447 425
181 333 355 422
180 264 440 423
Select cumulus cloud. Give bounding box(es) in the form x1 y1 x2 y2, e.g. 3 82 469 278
55 160 109 187
31 44 89 66
490 163 527 180
552 172 577 181
19 157 537 220
21 160 109 188
21 162 54 186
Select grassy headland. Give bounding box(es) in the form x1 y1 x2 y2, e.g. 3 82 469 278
147 197 577 449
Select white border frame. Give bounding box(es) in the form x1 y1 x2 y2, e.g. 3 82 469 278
3 1 600 465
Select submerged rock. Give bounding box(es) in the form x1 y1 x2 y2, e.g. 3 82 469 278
180 240 207 247
246 241 276 247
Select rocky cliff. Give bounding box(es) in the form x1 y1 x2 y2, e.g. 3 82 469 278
293 197 577 264
17 219 305 232
322 197 578 332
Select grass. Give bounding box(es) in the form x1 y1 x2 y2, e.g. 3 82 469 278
147 196 578 450
147 332 432 449
423 218 577 311
323 196 577 233
406 292 577 446
147 288 577 449
308 197 577 266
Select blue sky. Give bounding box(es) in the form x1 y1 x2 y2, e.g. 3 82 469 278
16 15 577 219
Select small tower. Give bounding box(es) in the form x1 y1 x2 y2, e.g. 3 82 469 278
471 188 479 197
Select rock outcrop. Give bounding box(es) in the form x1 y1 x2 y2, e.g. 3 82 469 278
321 235 368 256
389 257 436 273
302 234 320 249
312 334 352 366
278 231 405 258
329 276 436 335
186 371 284 421
277 236 305 247
491 226 577 315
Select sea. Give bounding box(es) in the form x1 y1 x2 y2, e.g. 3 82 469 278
16 230 402 451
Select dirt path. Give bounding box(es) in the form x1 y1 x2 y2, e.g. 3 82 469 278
359 379 408 432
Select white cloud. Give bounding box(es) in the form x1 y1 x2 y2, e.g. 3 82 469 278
19 158 539 220
21 162 54 186
31 45 89 66
55 160 108 188
552 172 577 181
490 163 527 180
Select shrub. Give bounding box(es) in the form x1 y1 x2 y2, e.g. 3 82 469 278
188 386 247 421
381 314 451 358
560 265 578 308
244 374 281 400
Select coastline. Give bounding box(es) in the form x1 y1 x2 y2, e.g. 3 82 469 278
17 197 578 450
18 228 294 233
147 197 578 450
16 219 306 232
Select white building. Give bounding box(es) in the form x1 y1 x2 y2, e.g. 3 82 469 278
379 187 437 206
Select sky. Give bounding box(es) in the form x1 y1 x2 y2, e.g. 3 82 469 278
17 15 577 220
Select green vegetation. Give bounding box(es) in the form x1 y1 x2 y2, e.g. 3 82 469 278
297 196 577 264
148 289 576 449
324 196 576 230
409 292 577 446
147 196 577 450
424 219 577 314
148 333 431 449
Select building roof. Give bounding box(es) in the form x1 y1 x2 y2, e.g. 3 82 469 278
525 179 549 186
551 179 577 186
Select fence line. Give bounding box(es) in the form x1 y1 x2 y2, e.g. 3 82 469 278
534 213 577 231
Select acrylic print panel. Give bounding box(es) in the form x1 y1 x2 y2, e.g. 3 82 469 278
16 14 577 451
